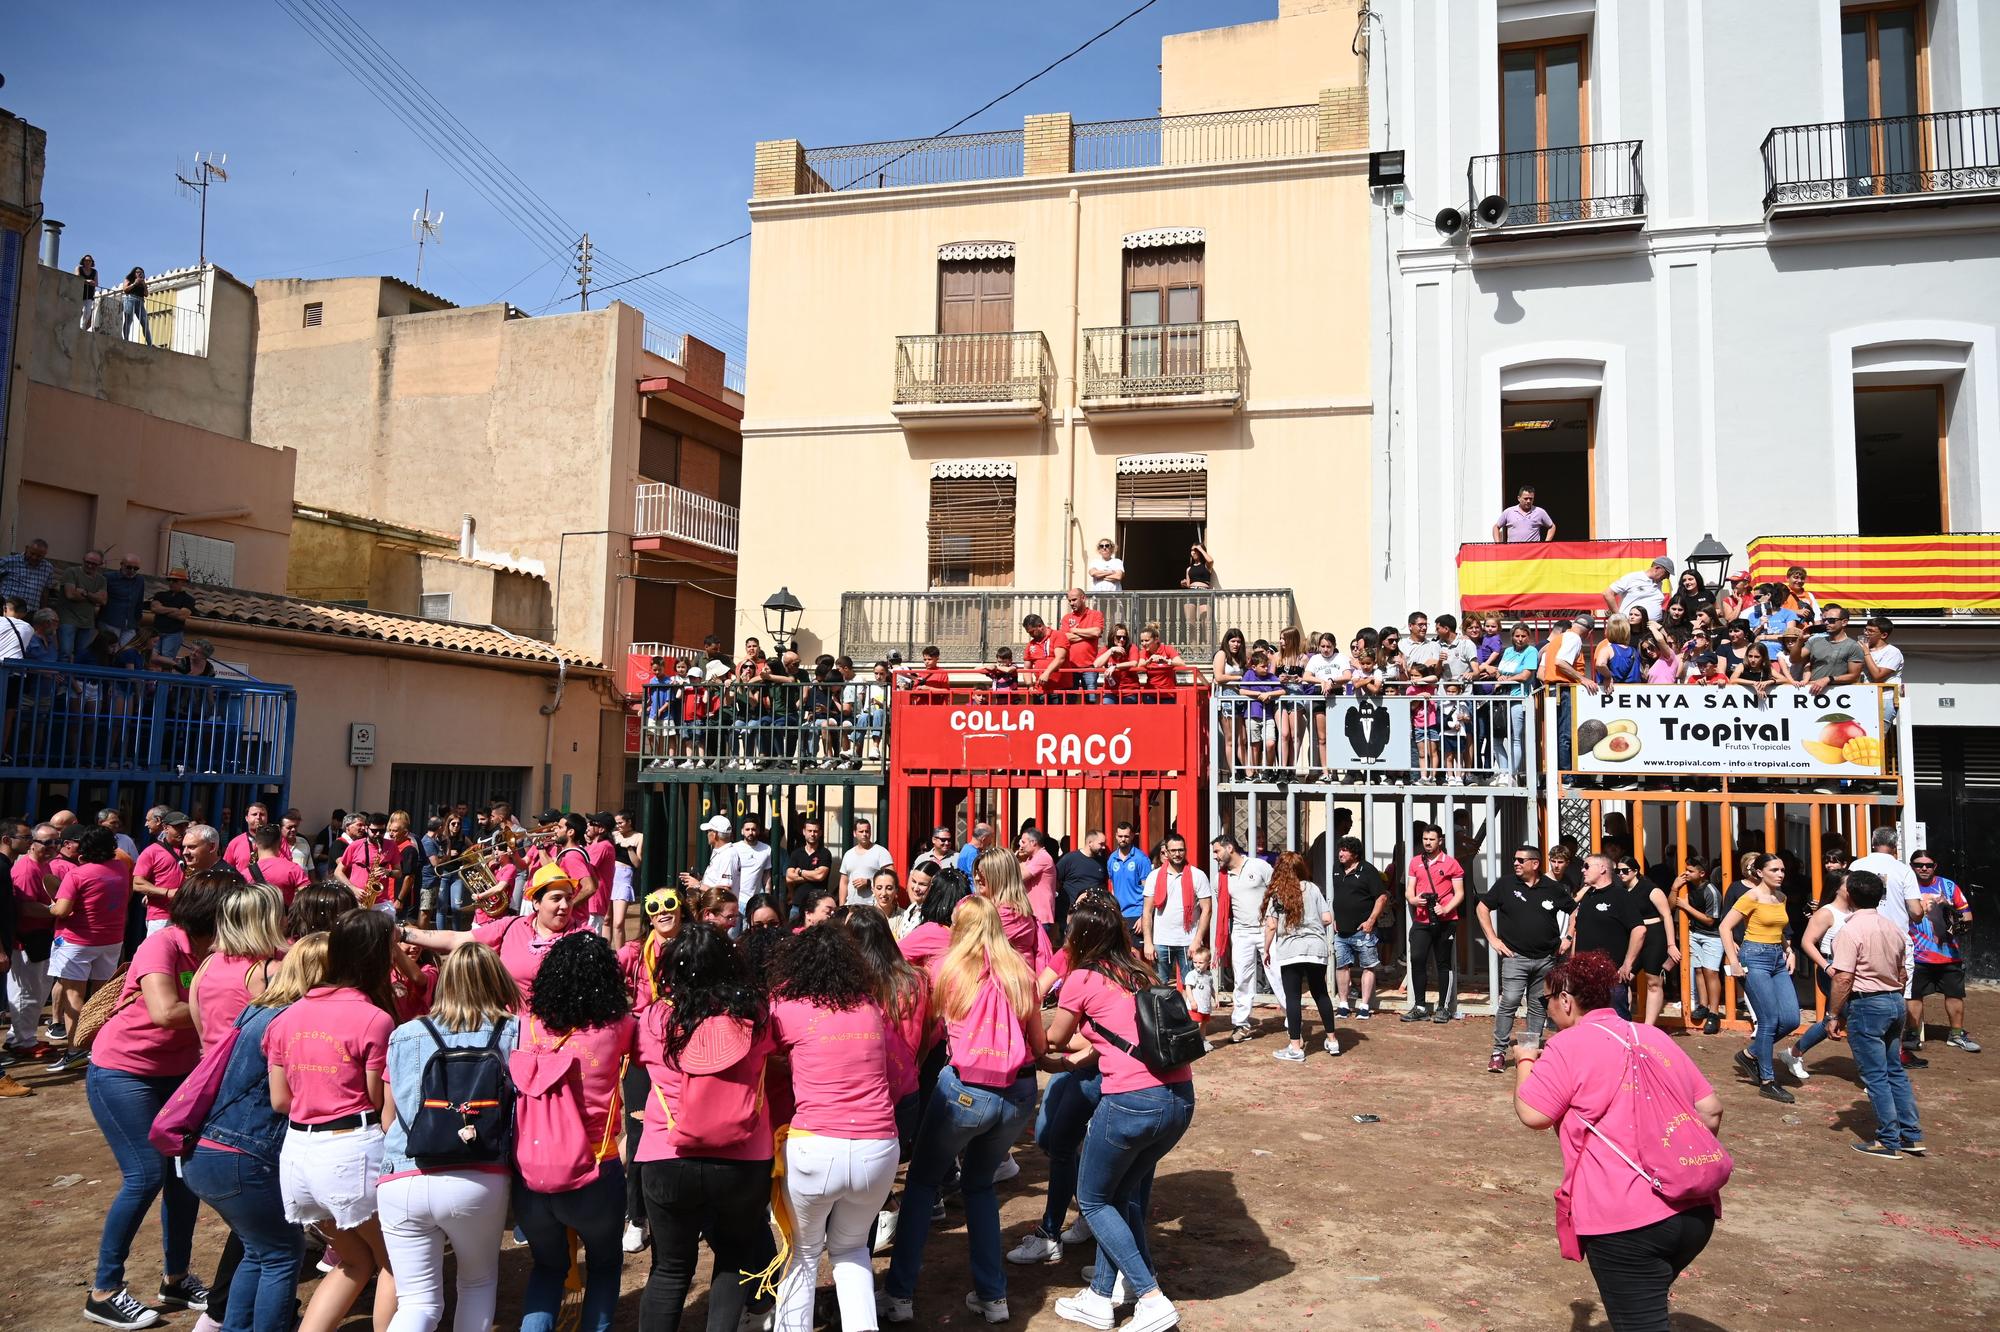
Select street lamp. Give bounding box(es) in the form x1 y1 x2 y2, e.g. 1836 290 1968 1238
1684 534 1732 596
762 587 804 653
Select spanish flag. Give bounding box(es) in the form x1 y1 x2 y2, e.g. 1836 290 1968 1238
1747 533 2000 612
1457 539 1668 614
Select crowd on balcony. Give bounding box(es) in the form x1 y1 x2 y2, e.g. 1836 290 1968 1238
0 541 213 675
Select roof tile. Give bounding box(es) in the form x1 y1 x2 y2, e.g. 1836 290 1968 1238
187 585 596 667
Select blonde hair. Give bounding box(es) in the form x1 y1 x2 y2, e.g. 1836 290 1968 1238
974 846 1032 919
932 895 1034 1023
1604 616 1631 647
431 942 521 1032
255 933 329 1007
214 882 286 960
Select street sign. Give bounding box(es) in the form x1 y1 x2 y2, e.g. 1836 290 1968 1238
349 721 377 767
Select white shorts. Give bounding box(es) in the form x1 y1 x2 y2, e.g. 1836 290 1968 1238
145 918 170 937
49 938 122 983
280 1123 385 1229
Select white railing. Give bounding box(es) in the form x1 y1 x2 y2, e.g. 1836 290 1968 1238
634 482 739 554
642 320 748 397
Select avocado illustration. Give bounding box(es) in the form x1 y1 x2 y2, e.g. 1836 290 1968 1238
1577 719 1609 753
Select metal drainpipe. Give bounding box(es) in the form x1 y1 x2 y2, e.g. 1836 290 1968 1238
490 623 566 810
1061 186 1081 589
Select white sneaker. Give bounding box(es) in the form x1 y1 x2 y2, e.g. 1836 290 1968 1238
1273 1046 1305 1063
1053 1287 1117 1330
1079 1267 1131 1305
1324 1035 1342 1057
964 1290 1010 1323
1060 1214 1093 1245
1006 1230 1062 1264
872 1208 898 1255
991 1151 1021 1183
621 1221 646 1253
1124 1292 1180 1332
876 1291 914 1323
1784 1049 1811 1082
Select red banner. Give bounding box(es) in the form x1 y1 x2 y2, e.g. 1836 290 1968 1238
1458 538 1668 613
892 694 1193 774
1747 533 2000 612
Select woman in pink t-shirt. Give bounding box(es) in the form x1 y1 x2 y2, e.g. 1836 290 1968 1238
516 931 641 1332
264 908 401 1332
617 884 687 1251
1513 950 1725 1331
1046 888 1197 1332
767 920 904 1332
190 880 287 1051
634 922 775 1332
401 861 584 1007
974 848 1058 988
80 872 226 1329
48 827 135 1061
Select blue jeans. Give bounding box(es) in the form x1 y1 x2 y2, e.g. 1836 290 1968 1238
1739 942 1800 1084
1078 1081 1196 1300
1795 972 1835 1056
1036 1069 1103 1237
1153 944 1192 987
1848 991 1923 1149
1556 687 1574 770
125 293 155 345
516 1162 628 1332
885 1066 1036 1303
184 1146 303 1332
57 623 92 661
157 630 185 659
87 1064 200 1292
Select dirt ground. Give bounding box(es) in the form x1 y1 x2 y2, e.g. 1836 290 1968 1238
4 992 1997 1331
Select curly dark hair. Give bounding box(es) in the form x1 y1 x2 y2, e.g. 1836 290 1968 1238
1063 890 1151 993
664 922 765 1065
286 880 353 940
1545 950 1620 1013
529 931 632 1032
768 921 873 1011
739 921 792 983
77 826 119 864
920 866 971 928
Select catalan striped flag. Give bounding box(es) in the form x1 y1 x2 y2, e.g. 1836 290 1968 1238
1457 539 1669 614
1747 533 2000 612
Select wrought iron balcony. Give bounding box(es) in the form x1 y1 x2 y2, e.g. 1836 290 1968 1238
1467 140 1646 233
633 482 739 555
1072 104 1318 172
1080 320 1244 418
840 588 1297 666
1762 108 2000 212
804 128 1025 192
892 331 1054 428
638 676 892 781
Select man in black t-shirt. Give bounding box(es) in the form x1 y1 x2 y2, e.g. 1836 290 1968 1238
1477 844 1569 1071
1564 851 1646 981
1328 836 1391 1018
782 817 835 924
147 568 197 657
1054 830 1109 931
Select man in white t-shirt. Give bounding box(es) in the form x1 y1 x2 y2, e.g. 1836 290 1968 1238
838 816 895 906
680 814 743 905
1849 826 1922 934
1086 538 1125 594
1142 832 1213 987
1604 556 1673 623
1861 615 1905 719
1211 835 1275 1042
735 817 773 907
1433 614 1480 681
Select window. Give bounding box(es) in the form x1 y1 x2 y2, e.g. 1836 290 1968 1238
1123 243 1203 382
1842 4 1927 193
928 474 1015 587
1854 386 1945 535
420 592 454 621
1500 38 1588 218
167 530 235 586
1499 399 1593 539
303 301 323 328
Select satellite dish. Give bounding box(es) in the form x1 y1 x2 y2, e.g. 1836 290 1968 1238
1434 206 1465 238
1476 194 1511 226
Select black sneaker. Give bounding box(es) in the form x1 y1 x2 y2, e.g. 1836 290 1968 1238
1702 1014 1721 1036
156 1274 209 1312
1758 1081 1796 1104
82 1289 161 1329
48 1049 85 1075
1431 1008 1454 1024
1851 1142 1903 1161
1399 1006 1431 1023
1733 1048 1757 1076
1901 1048 1930 1069
42 1023 68 1044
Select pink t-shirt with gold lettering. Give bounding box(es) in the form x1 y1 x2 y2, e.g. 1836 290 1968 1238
518 1013 637 1163
93 926 202 1078
262 987 394 1124
767 997 898 1138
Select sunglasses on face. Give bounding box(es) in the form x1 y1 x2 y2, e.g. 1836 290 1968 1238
1512 854 1536 862
1913 862 1936 870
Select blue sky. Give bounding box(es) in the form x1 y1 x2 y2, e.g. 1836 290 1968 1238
4 0 1273 363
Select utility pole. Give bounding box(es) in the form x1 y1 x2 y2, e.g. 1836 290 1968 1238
411 190 444 286
175 151 229 272
575 233 593 310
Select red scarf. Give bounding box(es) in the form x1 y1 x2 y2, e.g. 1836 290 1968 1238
1151 864 1197 932
1214 866 1233 940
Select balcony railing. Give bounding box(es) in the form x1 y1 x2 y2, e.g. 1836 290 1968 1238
630 642 710 669
1467 140 1646 231
1 660 295 788
805 128 1025 193
639 676 891 777
642 322 748 395
1081 320 1244 405
86 287 210 357
634 482 739 555
893 331 1054 413
1213 689 1536 790
840 588 1298 666
1072 104 1318 172
1746 532 2000 615
1762 108 2000 210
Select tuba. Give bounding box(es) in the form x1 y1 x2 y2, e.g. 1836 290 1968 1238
446 825 561 918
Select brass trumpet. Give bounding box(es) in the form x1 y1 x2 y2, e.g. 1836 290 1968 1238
444 825 559 918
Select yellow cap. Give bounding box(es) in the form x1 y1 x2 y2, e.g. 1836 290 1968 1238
527 862 578 900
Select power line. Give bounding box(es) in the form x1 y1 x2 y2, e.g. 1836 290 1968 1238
584 0 1165 305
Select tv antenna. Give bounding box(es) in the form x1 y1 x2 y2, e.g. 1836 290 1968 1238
175 151 229 270
411 189 444 286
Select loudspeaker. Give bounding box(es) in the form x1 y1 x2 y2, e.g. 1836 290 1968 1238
1476 194 1511 226
1434 206 1465 237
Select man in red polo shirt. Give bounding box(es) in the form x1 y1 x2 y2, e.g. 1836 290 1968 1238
1021 614 1060 692
222 801 269 874
1057 587 1105 697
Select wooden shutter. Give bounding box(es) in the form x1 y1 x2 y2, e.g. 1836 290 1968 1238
1123 244 1203 325
1116 470 1207 521
939 259 1014 335
928 476 1016 587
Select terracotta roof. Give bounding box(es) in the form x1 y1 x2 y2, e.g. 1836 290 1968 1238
379 541 545 578
185 585 596 668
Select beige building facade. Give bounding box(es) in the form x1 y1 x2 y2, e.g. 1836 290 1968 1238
738 0 1372 662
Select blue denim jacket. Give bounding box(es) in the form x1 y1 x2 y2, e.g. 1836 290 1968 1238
198 1003 288 1163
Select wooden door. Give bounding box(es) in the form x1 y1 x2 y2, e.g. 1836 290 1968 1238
1123 245 1203 386
939 259 1014 388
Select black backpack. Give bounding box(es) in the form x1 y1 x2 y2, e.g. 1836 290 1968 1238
404 1019 514 1169
1086 977 1209 1071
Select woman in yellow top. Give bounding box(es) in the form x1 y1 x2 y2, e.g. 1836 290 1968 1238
1720 853 1801 1104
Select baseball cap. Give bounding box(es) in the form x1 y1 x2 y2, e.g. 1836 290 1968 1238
162 810 191 827
700 814 734 836
586 811 615 830
1729 569 1751 582
527 863 578 899
534 808 565 826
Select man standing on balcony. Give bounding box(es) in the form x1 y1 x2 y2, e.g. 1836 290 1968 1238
1604 556 1672 624
1861 616 1904 722
54 551 107 661
0 540 55 613
1087 538 1125 593
100 555 147 647
1021 614 1060 692
147 568 196 659
1492 486 1555 542
1057 588 1105 697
